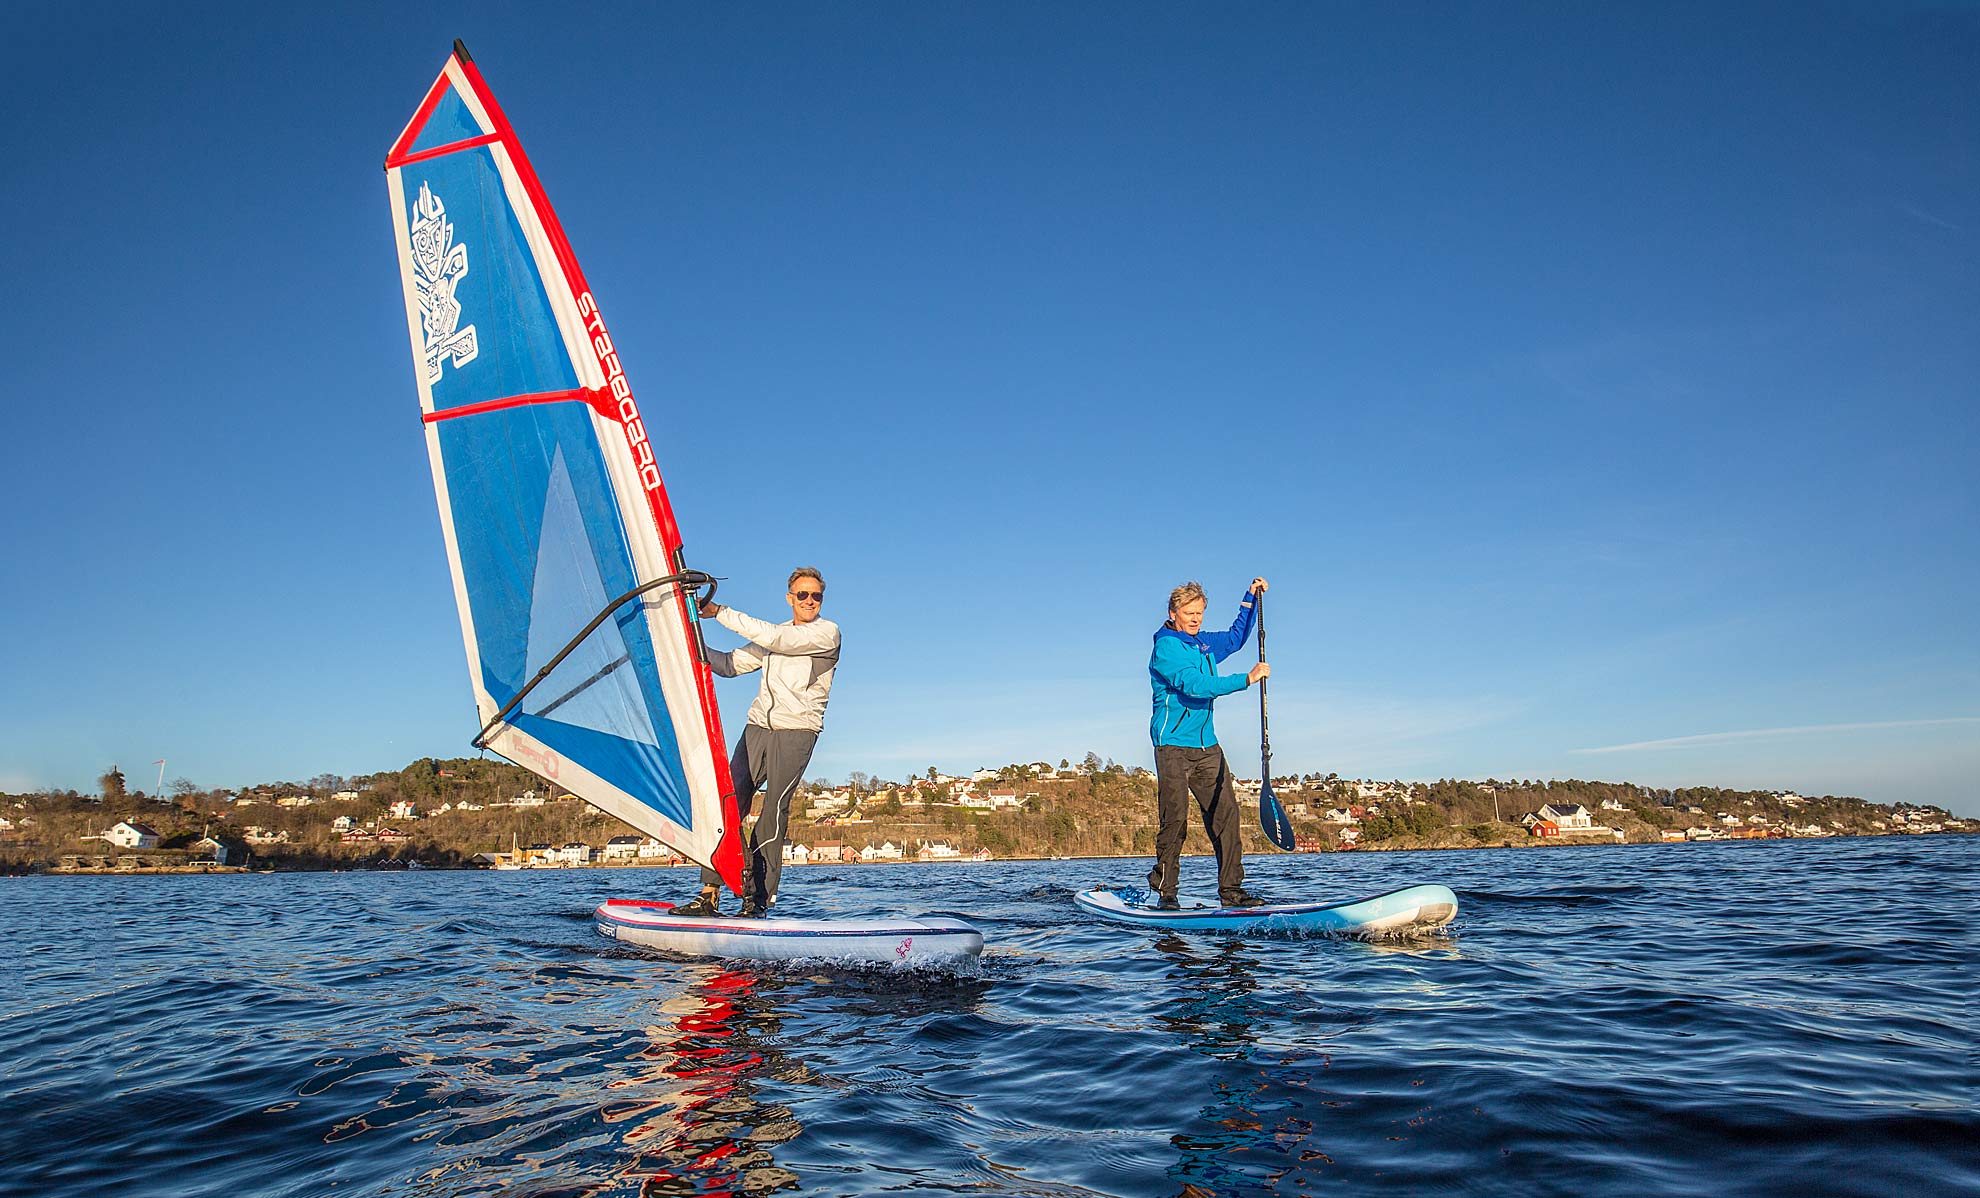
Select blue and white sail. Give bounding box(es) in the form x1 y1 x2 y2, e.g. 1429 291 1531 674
384 42 742 889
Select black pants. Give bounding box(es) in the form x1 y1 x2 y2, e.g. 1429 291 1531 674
699 724 817 905
1149 744 1246 900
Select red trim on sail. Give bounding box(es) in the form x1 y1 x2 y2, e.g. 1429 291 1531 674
421 387 612 425
387 132 502 170
448 52 745 893
386 70 459 164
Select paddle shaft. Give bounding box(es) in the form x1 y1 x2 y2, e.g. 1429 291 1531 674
1257 588 1270 780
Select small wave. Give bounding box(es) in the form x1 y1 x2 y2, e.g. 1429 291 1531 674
1462 884 1648 906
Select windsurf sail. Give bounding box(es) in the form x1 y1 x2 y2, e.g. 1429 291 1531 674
384 40 742 891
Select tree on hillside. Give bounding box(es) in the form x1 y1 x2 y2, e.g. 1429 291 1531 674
1045 807 1078 847
170 777 199 799
99 766 127 803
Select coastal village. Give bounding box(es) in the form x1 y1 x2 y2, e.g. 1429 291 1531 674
1 753 1968 876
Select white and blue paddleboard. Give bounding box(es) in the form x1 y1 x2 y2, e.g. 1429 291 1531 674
1074 884 1458 936
595 898 984 966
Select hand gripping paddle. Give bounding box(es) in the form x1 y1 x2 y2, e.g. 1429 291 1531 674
1256 588 1295 850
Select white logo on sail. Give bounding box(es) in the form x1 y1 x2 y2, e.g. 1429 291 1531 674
409 182 479 383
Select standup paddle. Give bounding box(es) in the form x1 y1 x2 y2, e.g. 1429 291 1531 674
1255 587 1295 850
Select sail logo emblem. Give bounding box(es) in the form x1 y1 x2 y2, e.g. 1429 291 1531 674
409 182 480 384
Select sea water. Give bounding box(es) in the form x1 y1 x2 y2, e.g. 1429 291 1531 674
2 835 1973 1197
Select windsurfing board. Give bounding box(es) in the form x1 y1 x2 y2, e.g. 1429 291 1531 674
595 898 984 966
1074 884 1457 936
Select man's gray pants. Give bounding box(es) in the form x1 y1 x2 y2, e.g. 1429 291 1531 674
700 723 817 905
1148 744 1247 900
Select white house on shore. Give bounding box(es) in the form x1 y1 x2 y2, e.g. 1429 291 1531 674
105 821 161 849
191 835 245 866
1537 803 1593 830
603 835 643 860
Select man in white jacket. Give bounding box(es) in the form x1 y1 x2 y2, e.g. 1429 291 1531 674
676 567 840 918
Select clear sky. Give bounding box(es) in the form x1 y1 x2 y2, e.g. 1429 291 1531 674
3 3 1975 814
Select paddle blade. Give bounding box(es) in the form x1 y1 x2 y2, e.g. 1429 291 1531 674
1258 778 1295 851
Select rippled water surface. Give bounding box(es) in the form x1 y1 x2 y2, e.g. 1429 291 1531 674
4 836 1975 1197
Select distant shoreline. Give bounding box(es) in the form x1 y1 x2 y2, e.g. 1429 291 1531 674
9 757 1967 877
17 830 1973 878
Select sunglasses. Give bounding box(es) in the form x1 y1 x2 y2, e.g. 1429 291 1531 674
790 590 824 602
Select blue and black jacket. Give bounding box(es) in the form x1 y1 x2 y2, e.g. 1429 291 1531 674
1149 591 1257 748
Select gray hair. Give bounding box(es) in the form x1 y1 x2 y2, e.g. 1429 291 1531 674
788 567 825 592
1168 580 1206 613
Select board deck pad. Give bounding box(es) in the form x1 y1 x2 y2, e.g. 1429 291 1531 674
1074 884 1457 936
595 898 984 966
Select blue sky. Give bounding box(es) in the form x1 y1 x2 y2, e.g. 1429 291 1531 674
3 3 1975 813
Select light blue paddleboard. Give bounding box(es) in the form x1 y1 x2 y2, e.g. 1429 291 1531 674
1074 883 1457 936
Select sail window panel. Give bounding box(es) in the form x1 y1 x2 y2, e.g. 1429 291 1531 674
522 448 661 750
436 405 696 829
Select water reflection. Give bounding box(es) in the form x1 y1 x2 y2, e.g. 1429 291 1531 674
1156 934 1338 1196
607 967 804 1196
601 964 993 1197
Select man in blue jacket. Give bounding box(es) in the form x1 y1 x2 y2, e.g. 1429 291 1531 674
1148 578 1270 909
